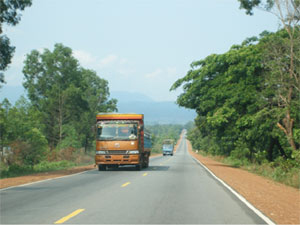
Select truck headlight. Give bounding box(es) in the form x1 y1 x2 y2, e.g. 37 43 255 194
128 150 139 154
96 151 106 155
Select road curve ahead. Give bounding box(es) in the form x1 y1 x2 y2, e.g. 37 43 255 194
0 135 266 224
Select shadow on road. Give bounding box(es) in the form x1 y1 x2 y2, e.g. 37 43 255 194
98 165 170 172
144 166 170 171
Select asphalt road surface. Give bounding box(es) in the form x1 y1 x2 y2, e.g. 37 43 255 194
0 135 266 224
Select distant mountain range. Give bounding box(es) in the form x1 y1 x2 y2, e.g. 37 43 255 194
110 91 154 103
1 87 196 124
111 91 196 124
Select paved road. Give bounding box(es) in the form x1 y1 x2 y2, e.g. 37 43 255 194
0 135 266 224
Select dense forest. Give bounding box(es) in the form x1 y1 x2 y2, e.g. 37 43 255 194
171 1 300 187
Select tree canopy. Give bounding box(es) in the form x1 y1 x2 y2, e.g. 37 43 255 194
22 43 117 149
171 28 299 163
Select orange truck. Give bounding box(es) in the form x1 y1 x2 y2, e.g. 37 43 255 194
95 113 152 171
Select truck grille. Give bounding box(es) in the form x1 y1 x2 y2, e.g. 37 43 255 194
107 150 127 154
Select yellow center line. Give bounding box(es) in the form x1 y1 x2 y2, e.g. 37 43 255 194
54 209 85 224
143 172 148 176
121 182 131 187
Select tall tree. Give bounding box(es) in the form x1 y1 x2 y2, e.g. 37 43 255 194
238 0 300 150
23 44 117 149
171 39 268 157
171 31 299 161
0 0 32 84
75 68 117 152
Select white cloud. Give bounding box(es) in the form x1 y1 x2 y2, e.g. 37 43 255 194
73 50 96 66
72 50 139 78
72 51 134 75
99 54 118 67
144 67 178 80
145 69 163 79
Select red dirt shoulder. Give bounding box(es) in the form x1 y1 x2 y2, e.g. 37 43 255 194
187 140 300 224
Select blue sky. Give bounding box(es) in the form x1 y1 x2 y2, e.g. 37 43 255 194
2 0 280 102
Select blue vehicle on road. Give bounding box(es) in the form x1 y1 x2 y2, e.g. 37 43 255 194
162 139 174 156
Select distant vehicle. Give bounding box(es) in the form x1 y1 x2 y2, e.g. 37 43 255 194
162 139 174 156
95 113 152 171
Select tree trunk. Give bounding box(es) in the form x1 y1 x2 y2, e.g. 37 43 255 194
84 136 88 153
59 95 63 144
267 137 275 161
277 112 297 151
274 137 287 158
58 89 65 145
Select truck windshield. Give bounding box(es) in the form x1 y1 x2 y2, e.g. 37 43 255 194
163 145 173 150
97 122 138 141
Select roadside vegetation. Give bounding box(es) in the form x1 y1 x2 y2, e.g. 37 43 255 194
0 147 94 179
0 44 117 178
173 1 300 189
0 1 106 178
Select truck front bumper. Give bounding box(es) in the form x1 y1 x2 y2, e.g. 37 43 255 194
95 154 140 165
163 151 173 155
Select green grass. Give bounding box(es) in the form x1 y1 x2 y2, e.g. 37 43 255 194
243 163 300 188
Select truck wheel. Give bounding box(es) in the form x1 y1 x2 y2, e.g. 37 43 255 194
136 164 141 171
143 157 149 168
98 165 106 171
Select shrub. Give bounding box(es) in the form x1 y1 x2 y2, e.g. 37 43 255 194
33 160 75 172
23 128 49 166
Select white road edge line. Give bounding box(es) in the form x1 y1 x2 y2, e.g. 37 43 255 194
1 155 162 191
0 169 94 192
1 155 161 192
190 153 276 225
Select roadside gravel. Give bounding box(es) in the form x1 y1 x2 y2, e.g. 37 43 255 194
187 140 300 225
